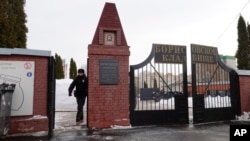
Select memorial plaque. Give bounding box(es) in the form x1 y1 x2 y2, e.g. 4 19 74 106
99 59 119 85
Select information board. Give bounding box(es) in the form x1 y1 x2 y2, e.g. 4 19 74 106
0 61 35 116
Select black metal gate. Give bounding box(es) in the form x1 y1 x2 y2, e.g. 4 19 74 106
130 44 189 126
191 44 241 124
47 56 56 138
130 43 241 126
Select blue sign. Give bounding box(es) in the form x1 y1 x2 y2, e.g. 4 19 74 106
27 72 32 77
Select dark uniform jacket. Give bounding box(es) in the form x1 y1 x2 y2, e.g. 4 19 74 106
68 75 88 97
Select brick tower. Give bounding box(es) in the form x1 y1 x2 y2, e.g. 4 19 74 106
87 2 130 129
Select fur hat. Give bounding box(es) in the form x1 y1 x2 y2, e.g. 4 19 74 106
78 69 84 73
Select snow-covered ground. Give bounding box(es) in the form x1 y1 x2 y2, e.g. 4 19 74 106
55 79 87 132
56 79 87 112
134 95 231 111
56 79 76 111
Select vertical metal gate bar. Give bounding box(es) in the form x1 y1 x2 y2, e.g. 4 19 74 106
170 64 173 110
150 63 152 110
161 63 163 109
146 65 148 110
153 60 156 110
202 64 205 94
221 69 224 107
224 71 227 107
137 69 139 111
216 65 219 108
157 63 160 110
141 67 144 110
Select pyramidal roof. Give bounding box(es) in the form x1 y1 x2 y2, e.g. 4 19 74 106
91 3 128 46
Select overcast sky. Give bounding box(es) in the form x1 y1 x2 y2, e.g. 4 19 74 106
24 0 250 68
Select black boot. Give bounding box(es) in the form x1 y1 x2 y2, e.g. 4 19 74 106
80 112 83 121
76 112 81 122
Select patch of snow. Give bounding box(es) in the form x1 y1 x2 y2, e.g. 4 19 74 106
188 97 193 107
114 118 129 122
31 115 47 119
111 125 132 129
30 131 48 137
105 136 113 140
236 112 250 121
16 115 47 121
204 96 231 108
159 98 175 106
56 79 77 111
189 96 231 108
7 131 48 137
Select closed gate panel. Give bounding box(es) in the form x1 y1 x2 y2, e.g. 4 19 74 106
191 44 240 124
130 44 188 126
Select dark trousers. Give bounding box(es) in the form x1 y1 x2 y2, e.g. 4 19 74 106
76 95 87 121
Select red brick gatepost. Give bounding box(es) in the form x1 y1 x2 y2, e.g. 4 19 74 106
237 70 250 113
87 3 130 129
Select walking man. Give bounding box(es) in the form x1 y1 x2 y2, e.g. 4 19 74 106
68 68 88 122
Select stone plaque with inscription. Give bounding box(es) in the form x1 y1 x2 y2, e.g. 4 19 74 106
99 59 119 85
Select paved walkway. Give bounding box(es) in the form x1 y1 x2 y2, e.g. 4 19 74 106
2 111 232 141
3 122 230 141
52 123 231 141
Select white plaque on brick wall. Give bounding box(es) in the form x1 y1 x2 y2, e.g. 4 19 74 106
0 61 34 116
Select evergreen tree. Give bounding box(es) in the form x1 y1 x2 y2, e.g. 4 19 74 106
55 53 64 79
69 58 77 79
247 23 250 45
0 0 28 48
235 15 249 69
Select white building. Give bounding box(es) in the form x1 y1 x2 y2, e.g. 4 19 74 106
220 55 237 70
